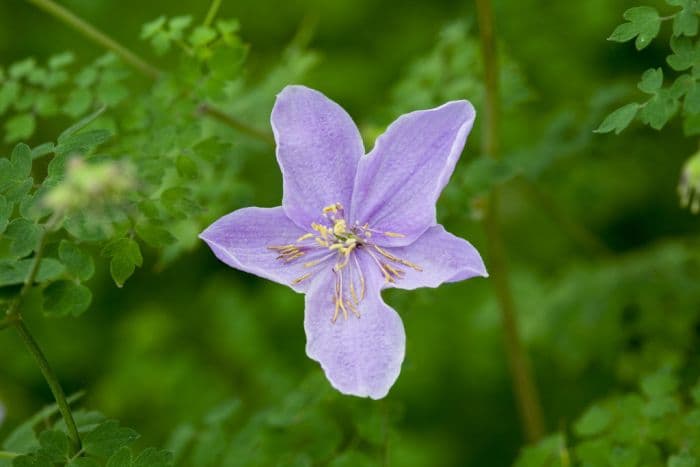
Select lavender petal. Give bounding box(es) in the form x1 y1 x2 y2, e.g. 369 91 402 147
200 206 328 292
304 256 405 399
384 225 488 290
350 101 476 246
272 85 365 228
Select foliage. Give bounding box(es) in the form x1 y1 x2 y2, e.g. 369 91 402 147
1 0 700 466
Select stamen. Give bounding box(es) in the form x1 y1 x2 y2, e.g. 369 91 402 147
296 233 314 242
291 273 312 285
373 245 423 271
268 202 423 319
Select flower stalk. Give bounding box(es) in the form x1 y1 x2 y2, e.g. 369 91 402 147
25 0 273 145
474 0 545 441
4 223 82 453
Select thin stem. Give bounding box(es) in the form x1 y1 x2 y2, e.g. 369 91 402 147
199 103 275 145
4 218 82 452
0 451 20 459
203 0 223 27
475 0 545 442
27 0 160 79
12 318 82 453
27 0 273 144
0 315 21 331
6 226 50 318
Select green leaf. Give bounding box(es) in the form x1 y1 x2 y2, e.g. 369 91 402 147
639 68 663 94
595 103 640 134
83 420 139 458
135 222 176 248
574 405 612 437
608 7 662 50
38 430 69 463
328 451 377 467
66 459 100 467
31 142 55 159
141 16 166 39
5 218 40 258
0 81 20 115
161 187 199 218
672 0 700 36
58 240 95 281
64 88 93 118
12 453 53 467
106 447 132 467
669 453 698 467
0 195 10 234
55 129 111 156
0 258 65 287
175 155 198 180
189 26 217 47
169 16 192 36
685 83 700 114
103 238 143 287
48 51 74 69
43 280 92 317
132 448 173 467
642 370 680 397
5 113 36 143
640 91 679 130
58 106 106 142
667 36 699 71
11 143 32 177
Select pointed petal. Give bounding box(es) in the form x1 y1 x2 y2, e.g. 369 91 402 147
271 85 365 228
382 225 487 290
200 206 329 292
350 101 476 246
304 255 405 399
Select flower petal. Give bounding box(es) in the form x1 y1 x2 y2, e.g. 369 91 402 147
350 101 476 246
304 255 405 399
200 206 329 292
382 225 488 290
271 85 365 228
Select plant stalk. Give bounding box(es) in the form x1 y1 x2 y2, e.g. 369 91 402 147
4 224 82 452
203 0 223 27
475 0 545 441
12 318 82 453
26 0 273 145
199 103 275 145
27 0 160 79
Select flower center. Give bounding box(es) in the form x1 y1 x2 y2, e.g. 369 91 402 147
268 202 422 323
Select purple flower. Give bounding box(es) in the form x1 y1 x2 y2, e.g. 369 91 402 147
200 85 487 399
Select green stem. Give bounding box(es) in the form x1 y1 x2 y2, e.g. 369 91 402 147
475 0 545 442
4 220 82 452
0 315 20 331
6 226 50 318
203 0 223 27
0 451 20 459
26 0 160 79
12 318 82 453
26 0 273 144
199 103 275 145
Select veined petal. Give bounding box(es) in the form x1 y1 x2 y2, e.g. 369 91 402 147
271 85 365 228
304 254 405 399
200 206 329 292
383 225 488 290
350 101 476 246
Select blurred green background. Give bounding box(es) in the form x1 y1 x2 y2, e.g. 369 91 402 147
2 0 700 465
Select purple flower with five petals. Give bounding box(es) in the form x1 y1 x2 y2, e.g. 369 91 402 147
200 85 488 399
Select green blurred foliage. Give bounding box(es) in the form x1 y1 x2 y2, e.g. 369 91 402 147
1 0 700 466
